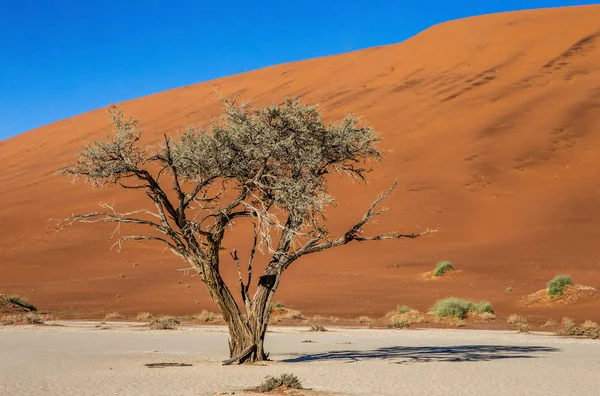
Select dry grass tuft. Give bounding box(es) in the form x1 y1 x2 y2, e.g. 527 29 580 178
308 323 327 332
472 311 497 321
516 323 530 333
506 314 527 324
258 373 302 392
270 307 303 323
192 310 216 323
357 316 373 324
555 319 599 339
582 320 599 329
1 312 46 325
104 311 122 321
135 312 153 321
543 319 558 328
149 316 180 330
561 317 575 328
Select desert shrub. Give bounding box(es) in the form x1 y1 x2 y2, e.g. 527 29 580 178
547 275 572 297
104 311 122 321
582 320 599 329
135 312 153 321
430 298 494 319
24 313 45 324
8 296 36 311
430 298 471 319
470 302 494 314
387 319 409 328
543 319 558 327
561 317 575 328
555 320 599 339
1 313 45 325
476 312 497 320
506 287 513 292
396 305 412 314
309 323 327 332
517 323 530 333
258 373 302 392
273 301 285 308
357 316 372 323
1 314 22 325
433 261 454 277
150 316 180 330
193 310 215 322
507 314 527 324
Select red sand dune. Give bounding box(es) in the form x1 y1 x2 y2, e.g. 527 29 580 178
1 5 599 322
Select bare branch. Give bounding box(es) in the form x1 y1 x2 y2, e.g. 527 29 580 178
283 181 435 268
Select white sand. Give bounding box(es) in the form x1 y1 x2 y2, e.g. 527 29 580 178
1 322 599 395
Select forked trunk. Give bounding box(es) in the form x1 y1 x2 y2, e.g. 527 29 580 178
204 260 280 364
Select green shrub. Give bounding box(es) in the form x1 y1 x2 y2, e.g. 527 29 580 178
471 301 494 314
8 296 36 311
430 298 471 319
547 275 572 297
433 261 454 277
258 373 302 392
273 301 285 308
396 305 411 314
430 298 494 319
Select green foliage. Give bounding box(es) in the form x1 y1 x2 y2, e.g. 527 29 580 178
470 301 494 314
430 298 494 319
273 301 285 308
396 305 411 314
258 373 302 392
547 275 573 297
8 296 36 311
433 261 454 277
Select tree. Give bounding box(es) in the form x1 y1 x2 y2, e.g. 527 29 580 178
59 97 429 364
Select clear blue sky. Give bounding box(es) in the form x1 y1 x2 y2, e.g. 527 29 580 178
0 1 597 140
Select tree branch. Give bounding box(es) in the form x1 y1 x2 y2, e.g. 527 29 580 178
283 181 437 268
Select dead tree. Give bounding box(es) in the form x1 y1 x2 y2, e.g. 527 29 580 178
59 97 430 363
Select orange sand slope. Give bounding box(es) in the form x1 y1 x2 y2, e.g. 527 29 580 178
1 5 599 321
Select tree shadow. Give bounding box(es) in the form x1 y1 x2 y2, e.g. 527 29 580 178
282 345 560 364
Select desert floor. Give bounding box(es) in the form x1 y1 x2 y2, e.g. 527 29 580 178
1 323 598 395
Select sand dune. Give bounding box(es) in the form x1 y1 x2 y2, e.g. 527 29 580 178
1 5 599 322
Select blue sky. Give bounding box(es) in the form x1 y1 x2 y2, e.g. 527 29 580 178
0 1 597 140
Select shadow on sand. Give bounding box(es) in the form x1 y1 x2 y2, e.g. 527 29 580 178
282 345 560 364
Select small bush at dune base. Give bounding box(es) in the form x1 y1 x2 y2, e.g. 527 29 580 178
135 312 153 321
517 323 530 333
555 319 599 339
430 298 494 319
258 373 302 392
1 313 46 325
387 319 410 329
193 310 216 322
150 316 180 330
547 275 572 297
396 305 411 314
309 323 327 332
8 296 36 311
507 314 527 325
433 261 454 277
